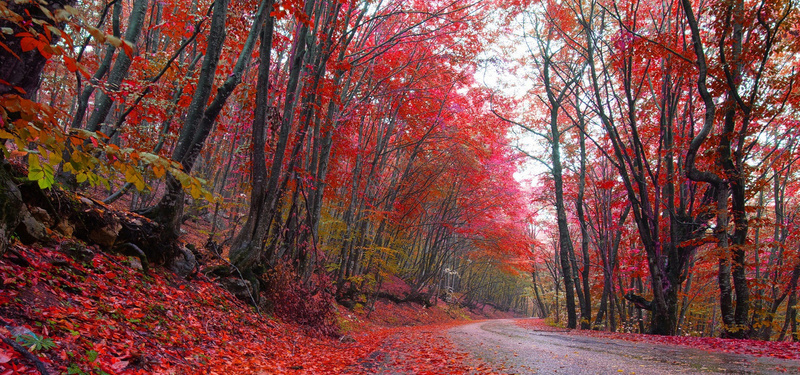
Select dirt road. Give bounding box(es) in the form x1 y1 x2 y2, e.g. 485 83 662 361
448 319 800 374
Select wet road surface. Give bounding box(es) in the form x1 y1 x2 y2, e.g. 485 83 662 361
448 319 800 374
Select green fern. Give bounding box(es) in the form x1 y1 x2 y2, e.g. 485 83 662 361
15 333 56 352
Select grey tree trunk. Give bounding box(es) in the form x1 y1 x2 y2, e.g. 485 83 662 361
229 0 276 273
576 121 591 329
143 0 269 246
0 154 23 256
71 1 121 129
84 0 150 132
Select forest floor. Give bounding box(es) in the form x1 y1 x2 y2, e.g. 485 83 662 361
3 239 800 374
0 237 515 374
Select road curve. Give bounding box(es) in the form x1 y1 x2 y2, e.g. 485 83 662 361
448 319 800 374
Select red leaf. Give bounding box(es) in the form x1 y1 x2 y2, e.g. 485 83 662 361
64 56 78 73
19 36 38 52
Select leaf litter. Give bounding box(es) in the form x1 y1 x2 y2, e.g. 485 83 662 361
0 241 510 374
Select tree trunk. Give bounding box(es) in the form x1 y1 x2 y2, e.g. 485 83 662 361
70 0 122 129
0 0 77 99
552 120 577 329
258 0 316 264
535 28 580 330
531 266 549 318
228 0 276 274
143 0 268 247
576 123 591 329
0 154 23 256
84 0 149 132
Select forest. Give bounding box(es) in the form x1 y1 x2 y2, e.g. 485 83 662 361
507 0 800 339
0 0 799 371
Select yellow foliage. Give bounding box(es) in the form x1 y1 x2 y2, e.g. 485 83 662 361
1 94 213 201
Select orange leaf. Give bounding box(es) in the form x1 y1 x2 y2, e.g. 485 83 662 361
37 42 53 59
10 150 27 158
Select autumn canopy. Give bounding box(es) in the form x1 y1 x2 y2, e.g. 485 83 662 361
0 1 798 368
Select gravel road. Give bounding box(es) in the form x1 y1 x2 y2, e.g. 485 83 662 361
448 319 800 374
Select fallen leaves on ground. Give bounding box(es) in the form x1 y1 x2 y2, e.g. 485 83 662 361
0 242 506 374
343 323 502 375
0 243 384 374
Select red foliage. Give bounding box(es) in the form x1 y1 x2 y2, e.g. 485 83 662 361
0 243 380 373
0 241 514 374
379 274 412 300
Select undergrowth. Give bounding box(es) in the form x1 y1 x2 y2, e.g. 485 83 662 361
264 261 338 337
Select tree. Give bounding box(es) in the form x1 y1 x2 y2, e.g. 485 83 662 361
82 0 149 133
530 21 585 329
0 0 78 254
227 0 276 278
681 0 794 338
142 0 270 246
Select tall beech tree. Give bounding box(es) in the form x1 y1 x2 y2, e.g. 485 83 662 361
143 0 270 243
228 0 277 277
516 15 587 329
82 0 149 133
680 0 795 337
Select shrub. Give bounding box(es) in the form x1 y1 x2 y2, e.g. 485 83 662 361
264 261 338 337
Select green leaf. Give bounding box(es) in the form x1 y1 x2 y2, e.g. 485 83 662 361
124 167 146 191
67 363 80 374
37 176 53 189
189 184 201 199
86 349 98 363
174 171 192 187
0 128 14 139
28 154 44 181
15 333 56 352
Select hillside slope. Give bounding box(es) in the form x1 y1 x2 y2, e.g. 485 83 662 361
0 239 516 374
